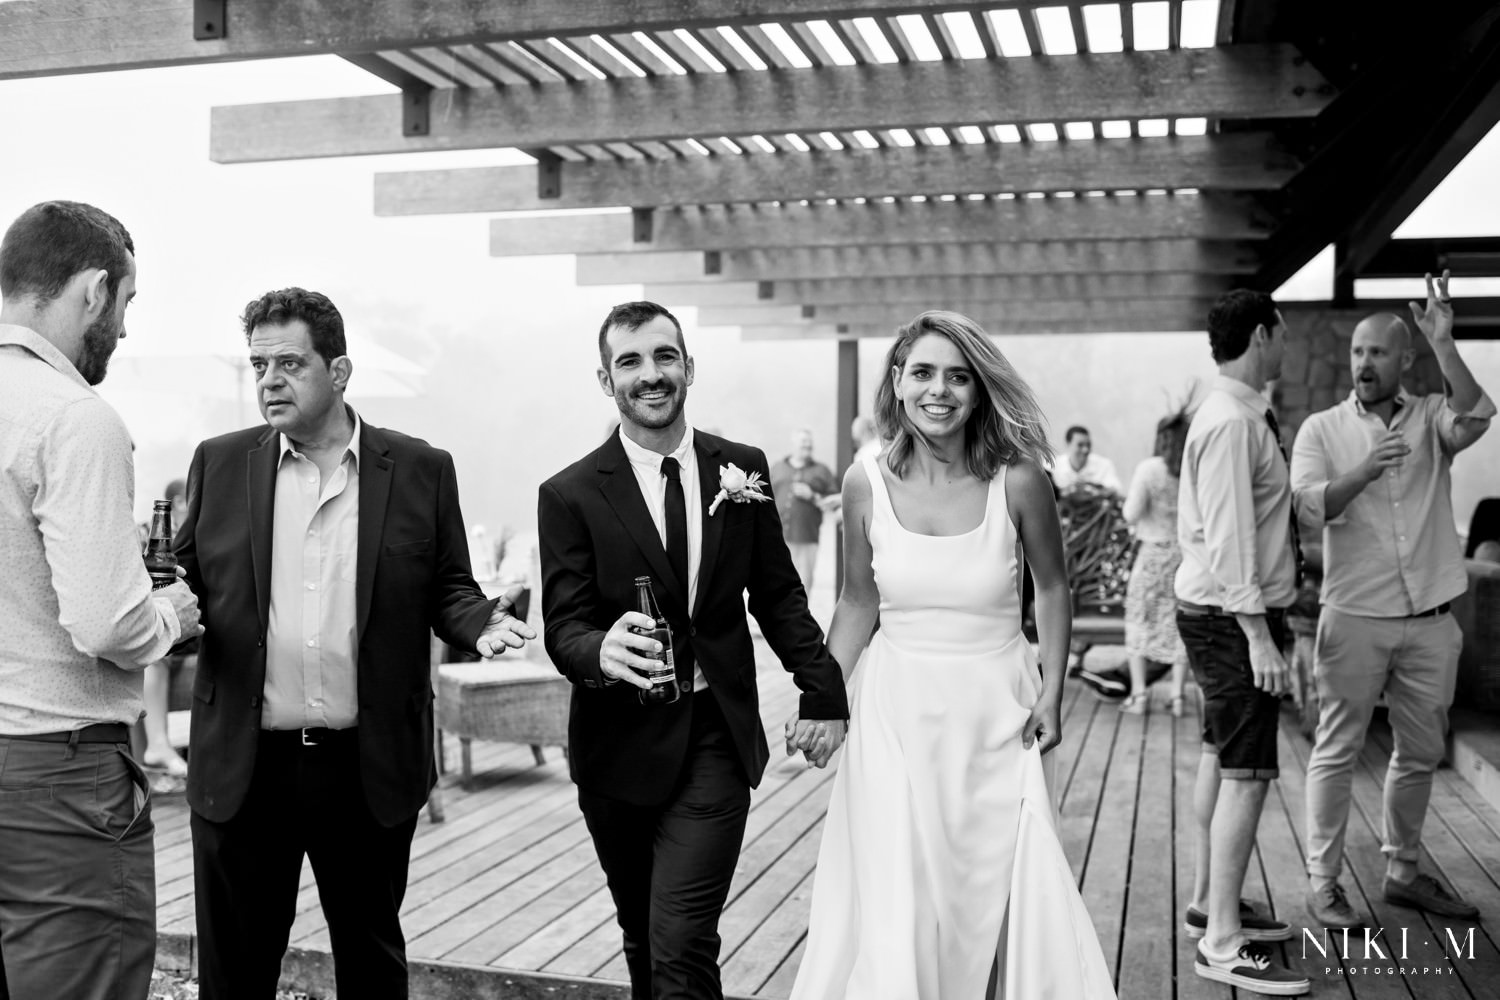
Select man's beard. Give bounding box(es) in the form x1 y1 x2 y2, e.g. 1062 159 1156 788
615 382 685 429
76 301 121 386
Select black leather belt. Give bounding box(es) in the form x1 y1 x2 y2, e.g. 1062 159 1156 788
3 722 130 744
259 726 357 747
1408 602 1451 618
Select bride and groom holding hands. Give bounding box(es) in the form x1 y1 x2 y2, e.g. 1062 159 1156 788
538 301 1116 999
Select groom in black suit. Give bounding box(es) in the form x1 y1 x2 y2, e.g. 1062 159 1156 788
539 302 849 1000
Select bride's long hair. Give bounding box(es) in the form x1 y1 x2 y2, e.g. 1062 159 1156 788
875 311 1052 481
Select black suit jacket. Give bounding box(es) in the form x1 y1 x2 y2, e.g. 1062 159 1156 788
176 421 496 827
538 429 847 806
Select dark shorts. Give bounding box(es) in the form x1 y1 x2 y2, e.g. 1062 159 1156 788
1176 604 1287 780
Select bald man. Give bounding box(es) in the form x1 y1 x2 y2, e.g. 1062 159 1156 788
1291 272 1494 930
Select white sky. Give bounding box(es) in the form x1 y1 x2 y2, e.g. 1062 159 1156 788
2 55 1497 534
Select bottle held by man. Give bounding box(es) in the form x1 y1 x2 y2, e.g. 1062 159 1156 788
633 575 679 705
143 499 177 589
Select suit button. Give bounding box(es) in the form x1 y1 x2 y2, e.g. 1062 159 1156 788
679 681 690 693
689 626 697 637
250 695 261 709
257 636 265 647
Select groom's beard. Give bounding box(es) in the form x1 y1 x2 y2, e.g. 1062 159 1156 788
614 380 686 430
77 299 123 386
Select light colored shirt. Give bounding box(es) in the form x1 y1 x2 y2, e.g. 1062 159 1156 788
1123 455 1179 544
0 324 181 734
619 426 708 691
1291 388 1494 617
262 414 362 729
1175 375 1298 614
1052 452 1122 493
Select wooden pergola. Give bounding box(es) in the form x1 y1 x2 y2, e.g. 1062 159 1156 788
5 0 1500 470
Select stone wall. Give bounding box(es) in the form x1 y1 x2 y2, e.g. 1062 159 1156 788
1276 302 1445 440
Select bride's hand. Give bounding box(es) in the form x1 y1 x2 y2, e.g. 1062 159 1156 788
1022 702 1062 754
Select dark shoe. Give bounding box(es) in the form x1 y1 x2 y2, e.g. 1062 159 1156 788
1077 667 1128 700
1384 874 1479 919
1184 899 1293 942
1195 943 1310 995
1307 881 1361 929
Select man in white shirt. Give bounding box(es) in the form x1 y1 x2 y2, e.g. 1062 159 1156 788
1051 425 1122 494
1175 290 1308 996
1293 273 1492 929
0 201 202 1000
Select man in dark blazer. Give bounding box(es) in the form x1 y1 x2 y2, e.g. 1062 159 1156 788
175 288 531 1000
539 301 849 1000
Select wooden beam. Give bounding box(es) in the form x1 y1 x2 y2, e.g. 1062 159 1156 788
211 45 1331 162
373 133 1298 214
696 298 1216 327
491 195 1272 257
1358 237 1500 278
645 273 1236 307
575 241 1263 285
735 315 1207 339
0 1 1071 79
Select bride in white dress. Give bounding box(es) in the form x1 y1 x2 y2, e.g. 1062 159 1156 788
788 311 1116 1000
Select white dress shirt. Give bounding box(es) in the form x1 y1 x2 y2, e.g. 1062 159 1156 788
1053 452 1123 493
1175 375 1298 614
618 426 708 691
263 413 362 729
0 324 181 734
1292 388 1494 617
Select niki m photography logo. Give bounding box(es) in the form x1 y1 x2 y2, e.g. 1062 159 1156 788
1303 926 1476 978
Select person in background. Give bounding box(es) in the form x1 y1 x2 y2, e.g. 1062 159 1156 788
0 199 202 1000
769 428 840 591
1292 272 1492 929
851 413 882 462
1051 425 1122 494
1120 406 1193 716
139 478 192 779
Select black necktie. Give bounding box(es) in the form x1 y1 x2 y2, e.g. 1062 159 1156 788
1265 409 1306 584
661 456 689 593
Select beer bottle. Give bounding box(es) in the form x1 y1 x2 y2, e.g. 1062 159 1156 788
143 499 178 590
633 576 679 705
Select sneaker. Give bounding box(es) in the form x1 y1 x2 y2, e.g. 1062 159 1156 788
1195 943 1310 995
1307 881 1362 929
1384 874 1480 919
1119 693 1148 715
1077 667 1128 701
1184 899 1293 942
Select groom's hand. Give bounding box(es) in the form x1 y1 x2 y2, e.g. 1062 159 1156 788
599 612 662 690
477 585 537 657
788 718 846 768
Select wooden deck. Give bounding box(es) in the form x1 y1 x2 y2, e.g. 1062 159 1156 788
152 647 1500 999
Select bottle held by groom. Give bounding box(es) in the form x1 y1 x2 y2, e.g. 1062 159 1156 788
538 301 849 1000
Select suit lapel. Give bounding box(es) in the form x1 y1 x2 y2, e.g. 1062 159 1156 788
356 423 394 645
596 433 689 612
693 434 725 619
247 428 279 631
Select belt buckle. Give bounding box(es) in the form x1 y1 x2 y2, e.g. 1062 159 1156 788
300 727 318 747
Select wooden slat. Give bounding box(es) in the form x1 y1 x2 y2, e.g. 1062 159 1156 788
575 240 1262 285
0 1 1090 79
644 272 1236 306
695 296 1215 326
372 133 1298 214
490 194 1271 256
735 314 1208 338
209 45 1331 162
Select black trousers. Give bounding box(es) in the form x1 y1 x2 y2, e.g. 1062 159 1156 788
191 730 419 1000
578 692 752 1000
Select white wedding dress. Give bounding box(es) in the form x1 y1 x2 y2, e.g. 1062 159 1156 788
789 455 1116 1000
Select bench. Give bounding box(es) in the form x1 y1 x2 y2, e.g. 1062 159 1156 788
436 659 571 787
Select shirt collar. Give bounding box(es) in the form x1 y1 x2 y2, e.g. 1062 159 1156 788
1350 387 1409 415
279 406 363 470
619 424 695 474
1212 373 1273 414
0 323 94 392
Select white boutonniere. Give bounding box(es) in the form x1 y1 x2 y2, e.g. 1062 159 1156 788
708 463 772 516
